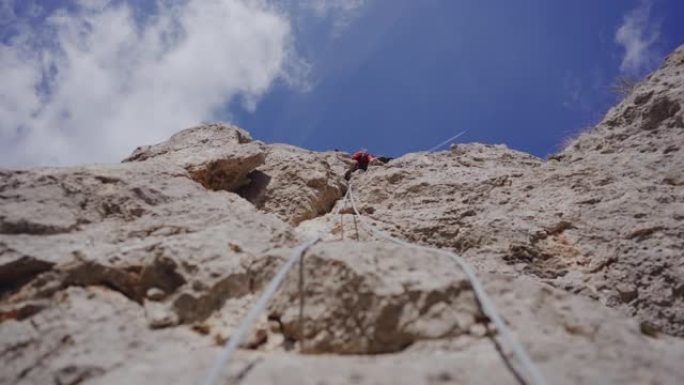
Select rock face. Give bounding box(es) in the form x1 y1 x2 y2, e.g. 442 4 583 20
270 241 480 355
123 123 348 225
236 144 347 225
346 46 684 337
0 161 297 327
123 123 265 192
1 46 684 385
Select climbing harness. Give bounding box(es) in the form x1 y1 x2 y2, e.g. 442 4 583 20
202 178 547 385
346 182 547 385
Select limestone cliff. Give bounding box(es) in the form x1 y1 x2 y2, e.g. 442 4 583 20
1 46 683 385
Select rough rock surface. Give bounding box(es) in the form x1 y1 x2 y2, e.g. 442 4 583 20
237 144 347 225
1 46 684 385
125 124 348 225
0 160 296 328
270 241 480 354
345 45 684 337
124 123 265 192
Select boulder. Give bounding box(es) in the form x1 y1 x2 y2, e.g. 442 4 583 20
124 123 266 192
0 161 296 331
237 144 348 225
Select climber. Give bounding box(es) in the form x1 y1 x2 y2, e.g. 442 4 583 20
344 149 393 180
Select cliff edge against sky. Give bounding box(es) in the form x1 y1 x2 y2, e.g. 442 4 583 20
1 46 683 385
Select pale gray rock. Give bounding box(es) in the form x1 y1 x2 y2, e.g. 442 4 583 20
1 286 211 385
340 45 684 336
236 276 684 385
123 124 348 225
269 241 479 354
145 287 166 301
2 45 684 385
76 241 684 385
0 160 297 328
237 144 347 225
144 300 179 328
124 123 266 192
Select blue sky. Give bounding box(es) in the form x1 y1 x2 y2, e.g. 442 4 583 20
1 0 683 166
233 0 684 158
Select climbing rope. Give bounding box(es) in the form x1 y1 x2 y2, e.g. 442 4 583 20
426 130 468 152
201 189 350 385
346 181 548 385
202 174 546 385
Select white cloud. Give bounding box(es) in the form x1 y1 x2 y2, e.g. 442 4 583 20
305 0 369 34
0 0 293 167
274 0 370 37
0 0 368 167
615 0 660 75
303 0 368 21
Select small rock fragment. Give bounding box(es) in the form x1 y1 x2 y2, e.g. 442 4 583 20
144 300 178 329
616 283 638 303
54 365 105 385
146 287 166 301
